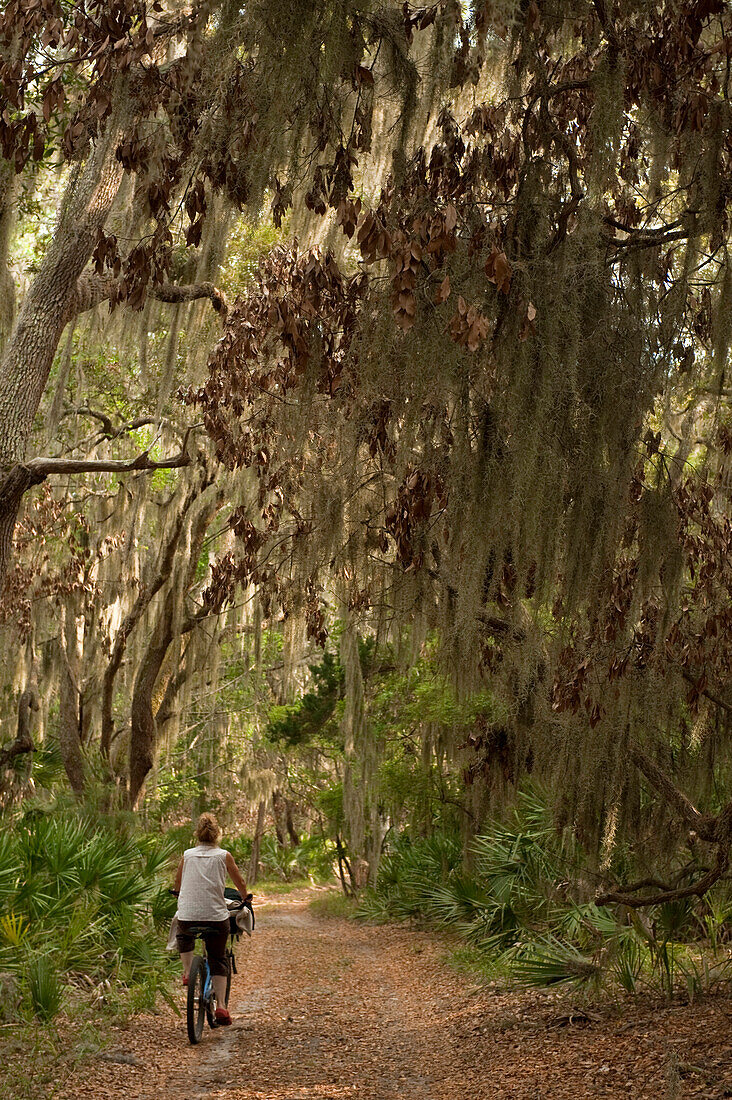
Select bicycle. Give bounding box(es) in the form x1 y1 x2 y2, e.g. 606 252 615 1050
185 929 229 1043
184 890 252 1045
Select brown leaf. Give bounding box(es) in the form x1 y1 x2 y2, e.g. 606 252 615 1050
484 245 512 294
434 274 451 303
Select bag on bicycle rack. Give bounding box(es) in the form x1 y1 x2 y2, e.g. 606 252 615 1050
225 887 255 938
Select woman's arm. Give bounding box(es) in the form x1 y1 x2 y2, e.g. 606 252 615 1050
225 852 249 897
172 856 184 894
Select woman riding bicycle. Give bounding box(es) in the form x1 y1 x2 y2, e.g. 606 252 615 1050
172 812 249 1026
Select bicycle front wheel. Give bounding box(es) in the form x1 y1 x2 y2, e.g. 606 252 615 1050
187 956 206 1044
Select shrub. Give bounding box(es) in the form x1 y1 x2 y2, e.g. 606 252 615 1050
0 805 178 1020
356 788 732 998
28 955 62 1021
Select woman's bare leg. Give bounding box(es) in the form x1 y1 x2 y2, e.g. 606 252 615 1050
180 950 193 978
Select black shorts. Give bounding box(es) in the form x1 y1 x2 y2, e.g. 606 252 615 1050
176 918 230 976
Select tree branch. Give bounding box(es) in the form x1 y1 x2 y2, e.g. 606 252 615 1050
24 435 192 479
66 274 229 323
682 669 732 715
63 407 159 444
629 742 717 841
596 856 728 908
597 748 732 907
151 282 229 316
476 611 527 642
0 687 37 771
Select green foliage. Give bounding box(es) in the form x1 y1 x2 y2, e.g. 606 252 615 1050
0 911 28 947
257 833 337 883
266 640 384 749
265 631 504 879
267 650 344 747
315 782 346 833
0 805 177 1022
357 830 463 923
226 828 337 884
152 769 203 817
309 890 357 920
28 955 62 1021
220 215 286 296
358 788 732 998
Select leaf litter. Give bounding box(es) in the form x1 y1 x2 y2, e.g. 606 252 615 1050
52 888 732 1100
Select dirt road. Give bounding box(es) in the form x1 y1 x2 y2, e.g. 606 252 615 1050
62 888 732 1100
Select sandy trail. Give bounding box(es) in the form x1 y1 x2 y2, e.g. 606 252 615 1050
62 887 732 1100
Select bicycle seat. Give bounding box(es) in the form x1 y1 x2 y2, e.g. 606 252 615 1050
186 925 215 938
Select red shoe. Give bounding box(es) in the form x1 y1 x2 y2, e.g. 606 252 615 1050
182 975 189 986
215 1008 232 1026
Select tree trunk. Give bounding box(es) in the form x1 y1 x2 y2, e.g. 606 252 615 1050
127 486 221 806
0 163 16 353
271 789 287 848
101 485 198 763
335 833 355 896
0 687 37 765
0 464 43 595
247 799 267 884
0 685 38 801
128 589 176 808
284 798 299 847
0 121 124 583
57 604 85 794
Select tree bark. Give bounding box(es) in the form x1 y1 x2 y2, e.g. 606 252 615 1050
0 122 125 583
0 163 16 353
65 272 229 323
335 833 355 896
101 483 199 762
0 463 45 596
127 488 221 805
25 443 192 479
0 687 37 770
0 686 38 800
247 799 267 884
57 603 85 794
128 587 176 808
271 789 287 848
597 744 732 907
0 105 226 587
0 126 124 472
284 798 299 847
629 743 717 842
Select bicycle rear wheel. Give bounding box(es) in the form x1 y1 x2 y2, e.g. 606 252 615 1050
187 956 206 1044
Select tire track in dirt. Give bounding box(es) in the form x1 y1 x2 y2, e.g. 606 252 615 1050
62 887 732 1100
170 892 465 1100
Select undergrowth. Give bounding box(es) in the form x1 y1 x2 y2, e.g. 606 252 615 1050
356 789 732 999
0 801 179 1024
308 890 358 920
227 832 338 883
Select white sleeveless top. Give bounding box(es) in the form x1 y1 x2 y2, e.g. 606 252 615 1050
177 844 229 921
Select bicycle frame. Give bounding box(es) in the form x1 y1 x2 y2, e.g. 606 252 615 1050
200 950 213 1005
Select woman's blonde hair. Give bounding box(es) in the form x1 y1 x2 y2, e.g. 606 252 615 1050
195 812 221 844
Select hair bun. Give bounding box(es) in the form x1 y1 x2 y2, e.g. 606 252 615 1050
195 812 221 843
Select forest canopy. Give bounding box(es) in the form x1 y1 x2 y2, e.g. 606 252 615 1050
0 0 732 930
